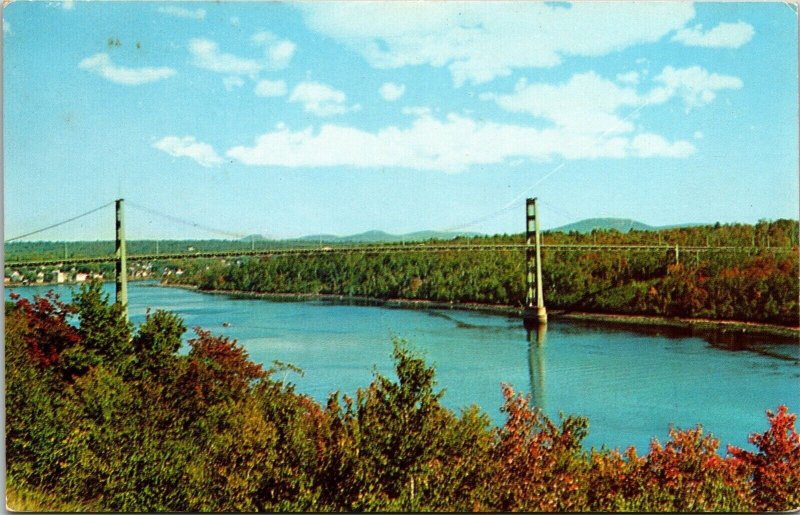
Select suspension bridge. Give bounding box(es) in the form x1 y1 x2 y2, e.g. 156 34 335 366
5 199 785 269
5 198 795 324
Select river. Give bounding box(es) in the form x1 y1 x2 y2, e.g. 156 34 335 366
6 281 798 452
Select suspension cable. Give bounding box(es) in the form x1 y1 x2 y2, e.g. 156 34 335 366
126 201 248 240
437 97 654 233
4 201 115 243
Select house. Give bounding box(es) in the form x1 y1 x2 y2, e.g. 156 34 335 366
52 270 67 283
10 270 23 282
75 272 89 282
4 277 11 285
35 272 45 284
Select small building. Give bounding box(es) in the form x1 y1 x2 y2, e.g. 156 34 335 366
75 272 89 283
35 272 45 284
10 270 23 282
4 277 11 285
52 270 67 283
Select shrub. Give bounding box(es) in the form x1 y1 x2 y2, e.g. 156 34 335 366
729 405 800 511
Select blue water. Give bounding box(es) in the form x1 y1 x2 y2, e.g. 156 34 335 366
6 281 798 452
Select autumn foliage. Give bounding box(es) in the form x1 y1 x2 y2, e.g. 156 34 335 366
729 406 800 511
9 291 79 369
5 284 800 511
171 229 799 327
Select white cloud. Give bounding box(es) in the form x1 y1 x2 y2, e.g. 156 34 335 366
188 38 262 77
402 106 432 117
487 72 642 135
62 0 75 10
223 76 245 91
379 82 406 101
651 65 743 109
254 79 288 97
153 136 223 167
487 66 742 135
226 112 695 173
188 35 296 81
289 81 353 116
251 31 297 70
693 130 704 140
630 133 695 158
157 6 206 20
672 21 754 48
300 2 695 86
78 53 176 85
616 71 640 85
267 40 296 70
229 65 742 171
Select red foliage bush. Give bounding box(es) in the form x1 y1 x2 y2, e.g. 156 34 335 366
491 384 587 511
183 328 266 406
729 405 800 511
11 291 80 368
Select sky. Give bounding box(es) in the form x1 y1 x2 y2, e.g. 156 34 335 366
2 1 798 241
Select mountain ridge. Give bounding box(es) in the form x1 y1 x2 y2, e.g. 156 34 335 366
239 221 711 242
295 229 482 243
242 230 483 243
549 218 705 234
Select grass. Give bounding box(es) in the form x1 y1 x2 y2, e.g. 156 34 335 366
5 483 97 512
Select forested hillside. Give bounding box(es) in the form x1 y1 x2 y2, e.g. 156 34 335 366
168 221 800 326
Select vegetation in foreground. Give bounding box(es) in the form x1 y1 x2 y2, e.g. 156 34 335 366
158 221 798 327
6 283 800 512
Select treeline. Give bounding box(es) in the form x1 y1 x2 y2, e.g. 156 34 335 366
168 225 799 326
541 219 798 248
6 285 800 511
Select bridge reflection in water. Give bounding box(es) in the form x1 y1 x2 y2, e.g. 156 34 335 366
526 322 548 412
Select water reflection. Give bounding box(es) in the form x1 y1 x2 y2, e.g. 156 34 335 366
526 323 547 411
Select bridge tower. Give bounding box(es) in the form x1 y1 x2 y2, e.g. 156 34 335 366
115 198 128 319
524 198 547 326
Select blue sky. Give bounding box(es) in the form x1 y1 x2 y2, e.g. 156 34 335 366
3 1 798 240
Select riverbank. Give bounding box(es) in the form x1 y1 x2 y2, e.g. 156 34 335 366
5 277 152 289
157 283 800 339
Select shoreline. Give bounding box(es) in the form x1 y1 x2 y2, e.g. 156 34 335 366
5 278 151 289
158 283 800 339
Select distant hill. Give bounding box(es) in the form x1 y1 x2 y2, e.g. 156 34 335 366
240 234 270 241
550 218 708 234
295 230 482 243
550 218 655 234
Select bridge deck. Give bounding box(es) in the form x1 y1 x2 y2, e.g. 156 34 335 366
5 243 793 268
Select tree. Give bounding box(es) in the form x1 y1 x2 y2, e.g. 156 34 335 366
318 339 451 510
69 282 133 375
729 405 800 511
490 384 589 511
132 309 185 376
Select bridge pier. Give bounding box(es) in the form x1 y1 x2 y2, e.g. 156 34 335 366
115 198 128 319
524 198 547 325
